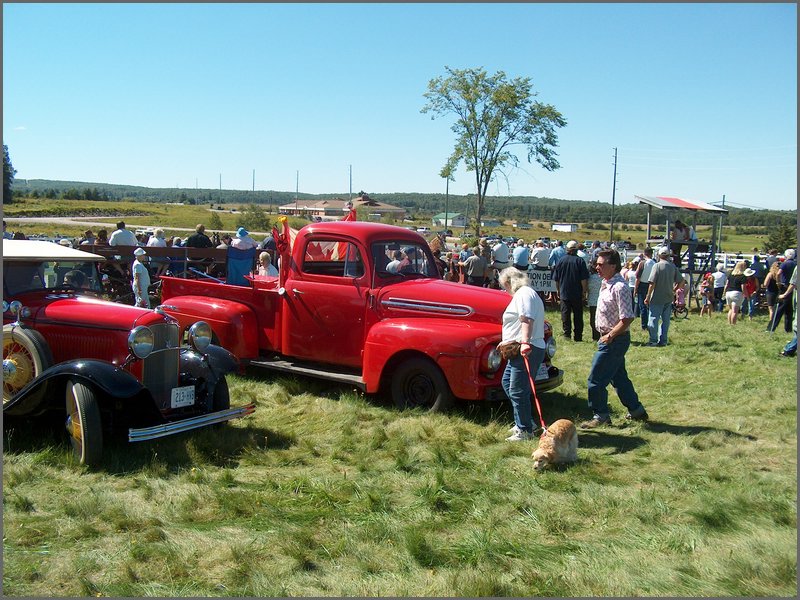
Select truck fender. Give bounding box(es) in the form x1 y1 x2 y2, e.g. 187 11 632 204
3 359 145 418
362 318 500 394
161 296 259 360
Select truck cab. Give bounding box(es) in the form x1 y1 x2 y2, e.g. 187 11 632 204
160 221 563 411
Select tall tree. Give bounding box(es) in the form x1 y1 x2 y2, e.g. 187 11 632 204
3 144 16 204
764 219 797 254
422 67 566 236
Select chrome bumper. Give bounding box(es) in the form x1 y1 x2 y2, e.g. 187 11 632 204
128 403 256 442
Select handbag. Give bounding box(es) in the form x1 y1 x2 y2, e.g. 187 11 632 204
497 341 521 360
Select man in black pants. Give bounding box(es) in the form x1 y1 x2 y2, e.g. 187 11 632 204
552 240 590 341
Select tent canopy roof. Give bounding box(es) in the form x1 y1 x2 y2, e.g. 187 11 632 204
635 195 728 214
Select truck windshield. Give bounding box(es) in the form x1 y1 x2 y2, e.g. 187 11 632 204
372 241 437 279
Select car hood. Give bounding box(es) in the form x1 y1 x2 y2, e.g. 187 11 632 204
376 279 509 324
23 294 168 331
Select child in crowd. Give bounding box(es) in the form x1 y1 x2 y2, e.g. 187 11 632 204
698 272 714 317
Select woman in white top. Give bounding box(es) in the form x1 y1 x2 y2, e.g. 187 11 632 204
497 267 546 441
145 228 169 276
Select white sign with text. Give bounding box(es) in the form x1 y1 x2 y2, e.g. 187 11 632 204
527 269 556 293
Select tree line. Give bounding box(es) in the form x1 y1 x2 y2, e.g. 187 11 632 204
8 178 794 228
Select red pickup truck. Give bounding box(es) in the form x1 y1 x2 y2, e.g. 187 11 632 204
159 221 563 411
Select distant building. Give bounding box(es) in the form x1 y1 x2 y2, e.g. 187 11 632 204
481 219 502 228
432 212 467 228
278 193 406 221
552 223 578 233
512 222 532 230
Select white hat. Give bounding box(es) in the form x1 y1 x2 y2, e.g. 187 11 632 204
657 246 671 257
566 240 578 250
133 247 147 257
743 268 755 277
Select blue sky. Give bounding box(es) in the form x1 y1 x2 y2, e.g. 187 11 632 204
3 3 797 211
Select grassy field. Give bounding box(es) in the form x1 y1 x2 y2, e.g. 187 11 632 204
3 308 796 597
3 197 774 253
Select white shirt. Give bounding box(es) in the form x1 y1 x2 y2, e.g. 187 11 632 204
231 236 258 250
492 242 510 264
531 246 550 267
638 258 656 283
146 236 166 248
712 270 727 288
109 228 138 246
501 285 546 349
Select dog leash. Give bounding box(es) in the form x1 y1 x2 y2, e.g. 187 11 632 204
522 354 548 436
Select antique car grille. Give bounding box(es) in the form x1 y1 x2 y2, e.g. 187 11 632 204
142 322 180 404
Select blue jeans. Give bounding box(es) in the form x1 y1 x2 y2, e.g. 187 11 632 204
587 332 643 419
647 302 673 345
501 346 545 433
784 335 797 355
636 283 650 329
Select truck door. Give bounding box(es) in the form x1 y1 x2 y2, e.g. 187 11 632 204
281 238 370 368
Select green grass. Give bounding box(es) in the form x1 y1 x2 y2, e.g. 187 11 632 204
3 308 796 596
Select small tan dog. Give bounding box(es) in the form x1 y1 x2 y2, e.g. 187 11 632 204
531 419 578 471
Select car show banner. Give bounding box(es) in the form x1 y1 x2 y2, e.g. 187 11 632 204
527 268 556 293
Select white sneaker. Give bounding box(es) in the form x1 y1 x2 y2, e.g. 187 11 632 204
508 424 521 434
505 430 533 442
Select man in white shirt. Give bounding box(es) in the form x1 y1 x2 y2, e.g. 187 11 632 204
491 239 510 271
108 221 138 247
531 241 550 270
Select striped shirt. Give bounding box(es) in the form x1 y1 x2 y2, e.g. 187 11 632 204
596 273 634 335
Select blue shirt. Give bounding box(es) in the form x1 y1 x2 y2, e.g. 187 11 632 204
549 245 566 267
512 245 529 267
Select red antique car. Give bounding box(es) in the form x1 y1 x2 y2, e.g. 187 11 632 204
2 240 254 466
159 220 563 411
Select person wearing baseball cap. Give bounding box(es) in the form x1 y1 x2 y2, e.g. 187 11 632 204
643 245 684 346
132 247 151 308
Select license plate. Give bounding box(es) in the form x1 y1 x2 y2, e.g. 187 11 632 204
170 386 195 408
535 363 549 381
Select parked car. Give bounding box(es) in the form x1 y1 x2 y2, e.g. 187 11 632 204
416 227 431 234
159 221 563 412
2 240 254 466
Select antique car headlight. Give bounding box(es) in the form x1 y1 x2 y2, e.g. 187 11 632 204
546 336 557 358
485 347 503 372
188 321 213 353
128 326 155 359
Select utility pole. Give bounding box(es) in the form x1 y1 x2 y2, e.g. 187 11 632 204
349 165 352 201
718 194 725 254
610 147 618 244
252 169 255 192
295 170 299 215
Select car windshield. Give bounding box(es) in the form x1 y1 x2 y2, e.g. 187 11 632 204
372 241 438 279
4 260 103 296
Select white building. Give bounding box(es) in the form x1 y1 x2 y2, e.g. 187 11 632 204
552 223 578 233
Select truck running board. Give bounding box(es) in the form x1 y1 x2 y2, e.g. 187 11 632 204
247 359 366 390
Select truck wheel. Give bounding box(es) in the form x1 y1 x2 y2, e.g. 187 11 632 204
65 379 103 467
391 358 453 412
212 376 230 411
3 326 54 405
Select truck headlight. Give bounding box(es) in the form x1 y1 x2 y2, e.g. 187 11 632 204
188 321 213 353
546 336 557 358
485 348 502 372
128 326 154 359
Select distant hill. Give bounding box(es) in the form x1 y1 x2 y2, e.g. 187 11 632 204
12 178 793 227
